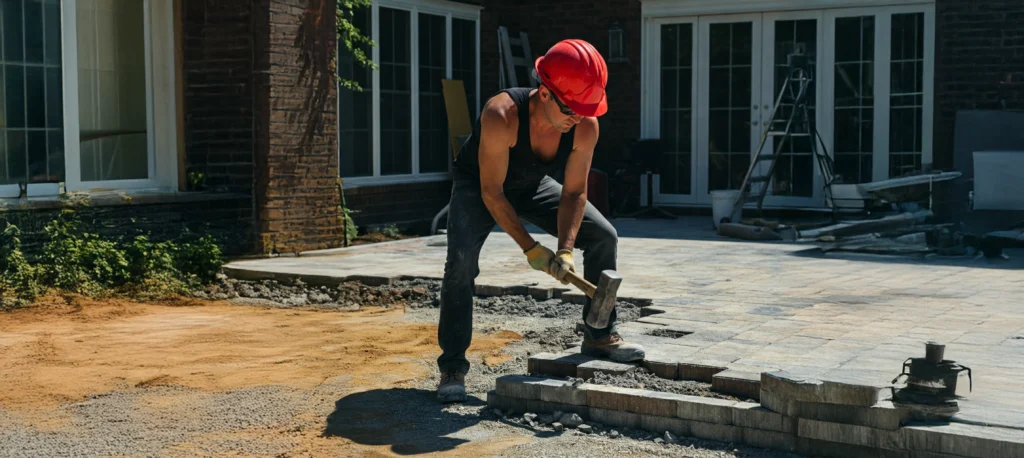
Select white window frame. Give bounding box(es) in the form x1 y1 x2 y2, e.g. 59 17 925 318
340 0 482 187
640 0 935 207
0 0 179 199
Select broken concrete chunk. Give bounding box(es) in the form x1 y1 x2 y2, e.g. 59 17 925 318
523 413 537 423
609 430 620 438
552 422 564 432
559 413 584 428
578 424 593 434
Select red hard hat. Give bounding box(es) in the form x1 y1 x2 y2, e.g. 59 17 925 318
534 39 608 117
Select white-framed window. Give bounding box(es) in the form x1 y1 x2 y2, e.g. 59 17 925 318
0 0 178 199
337 0 481 186
640 0 935 207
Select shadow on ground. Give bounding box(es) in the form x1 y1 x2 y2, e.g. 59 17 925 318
322 388 487 455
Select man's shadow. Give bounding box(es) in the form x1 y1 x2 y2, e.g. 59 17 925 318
321 388 487 455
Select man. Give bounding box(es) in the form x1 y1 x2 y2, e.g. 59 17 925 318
436 39 645 403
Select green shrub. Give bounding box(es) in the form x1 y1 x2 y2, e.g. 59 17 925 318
0 223 40 308
173 233 223 285
2 213 227 304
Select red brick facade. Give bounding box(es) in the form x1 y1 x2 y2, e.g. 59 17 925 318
252 0 342 254
934 0 1024 169
182 0 256 194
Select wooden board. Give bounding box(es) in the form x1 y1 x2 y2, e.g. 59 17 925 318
442 79 473 160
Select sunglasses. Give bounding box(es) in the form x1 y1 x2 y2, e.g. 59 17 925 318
547 87 576 116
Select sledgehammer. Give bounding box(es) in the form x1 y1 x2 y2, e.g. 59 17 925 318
561 269 623 329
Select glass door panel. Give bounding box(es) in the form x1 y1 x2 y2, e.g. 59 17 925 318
659 23 695 196
698 16 761 200
832 15 875 184
760 13 822 206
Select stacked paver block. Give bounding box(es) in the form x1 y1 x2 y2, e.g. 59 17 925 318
492 369 1024 458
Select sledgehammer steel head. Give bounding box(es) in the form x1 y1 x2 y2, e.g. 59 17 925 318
584 270 622 330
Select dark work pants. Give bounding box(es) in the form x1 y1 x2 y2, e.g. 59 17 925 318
437 173 619 375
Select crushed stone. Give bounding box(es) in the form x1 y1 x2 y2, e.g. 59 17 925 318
568 368 745 402
198 276 642 323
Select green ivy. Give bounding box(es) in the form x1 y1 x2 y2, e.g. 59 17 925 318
337 0 377 92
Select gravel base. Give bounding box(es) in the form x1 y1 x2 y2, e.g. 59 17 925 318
0 385 309 457
568 369 747 402
196 276 642 324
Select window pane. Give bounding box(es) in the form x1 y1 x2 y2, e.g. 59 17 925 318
379 7 411 176
338 5 373 177
771 19 817 197
0 0 64 185
659 23 693 195
452 18 477 117
418 13 447 173
707 22 752 192
77 0 148 182
833 16 874 184
889 13 924 178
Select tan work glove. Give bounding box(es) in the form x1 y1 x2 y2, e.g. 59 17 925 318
524 242 556 273
549 249 576 285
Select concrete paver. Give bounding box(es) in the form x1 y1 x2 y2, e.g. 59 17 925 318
227 216 1024 428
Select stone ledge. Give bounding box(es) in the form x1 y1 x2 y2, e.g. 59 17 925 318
527 352 597 378
488 373 1024 458
712 369 761 400
762 370 890 407
761 389 910 431
904 423 1024 458
798 418 906 450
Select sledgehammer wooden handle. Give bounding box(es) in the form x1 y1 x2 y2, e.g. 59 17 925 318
563 270 596 298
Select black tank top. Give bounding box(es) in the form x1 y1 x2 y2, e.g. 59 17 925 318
454 87 576 191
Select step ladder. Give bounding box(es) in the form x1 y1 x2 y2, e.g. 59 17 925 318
497 26 536 89
732 52 837 219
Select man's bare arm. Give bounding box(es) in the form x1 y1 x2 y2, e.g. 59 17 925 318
557 117 599 251
478 102 537 251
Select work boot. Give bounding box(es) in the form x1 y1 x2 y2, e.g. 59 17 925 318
437 371 467 403
582 333 646 362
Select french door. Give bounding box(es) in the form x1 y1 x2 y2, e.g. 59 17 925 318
646 6 933 208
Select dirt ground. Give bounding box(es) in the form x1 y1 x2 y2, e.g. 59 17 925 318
0 288 795 458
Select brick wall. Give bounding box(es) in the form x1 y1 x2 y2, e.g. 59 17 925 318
182 0 256 193
934 0 1024 170
252 0 343 254
342 180 453 229
479 0 643 173
1 197 254 256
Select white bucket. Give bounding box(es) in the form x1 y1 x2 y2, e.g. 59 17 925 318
710 190 743 229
